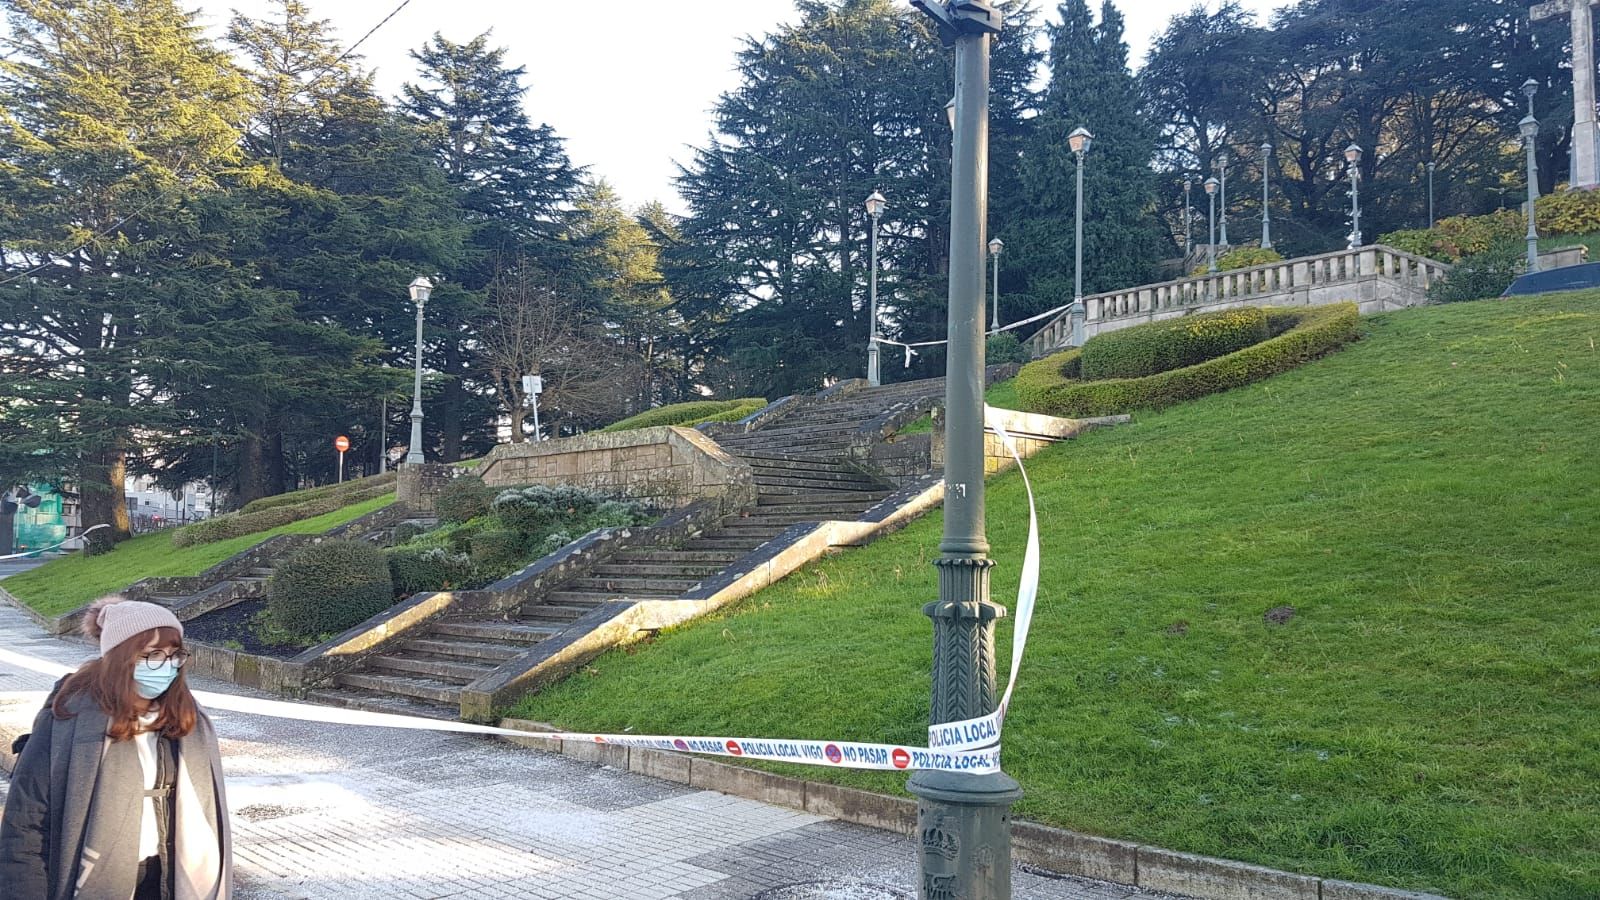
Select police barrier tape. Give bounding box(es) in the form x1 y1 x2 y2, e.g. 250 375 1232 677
0 647 1003 774
0 524 110 562
926 416 1041 755
0 412 1043 776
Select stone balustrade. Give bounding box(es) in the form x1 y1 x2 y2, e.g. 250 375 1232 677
1025 244 1451 356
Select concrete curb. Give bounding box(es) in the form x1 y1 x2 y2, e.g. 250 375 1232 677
495 719 1449 900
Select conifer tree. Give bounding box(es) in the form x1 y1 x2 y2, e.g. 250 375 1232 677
0 0 251 543
1012 0 1163 317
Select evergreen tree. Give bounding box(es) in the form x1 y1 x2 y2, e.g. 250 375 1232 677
1012 0 1163 317
0 0 251 544
400 32 583 459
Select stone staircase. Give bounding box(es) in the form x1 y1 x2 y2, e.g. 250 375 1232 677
307 378 948 719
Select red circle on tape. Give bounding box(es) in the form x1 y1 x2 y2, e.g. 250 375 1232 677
892 748 911 769
726 740 743 756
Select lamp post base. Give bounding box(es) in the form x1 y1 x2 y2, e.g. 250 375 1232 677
907 771 1022 900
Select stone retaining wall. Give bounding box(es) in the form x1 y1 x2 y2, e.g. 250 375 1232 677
476 426 756 513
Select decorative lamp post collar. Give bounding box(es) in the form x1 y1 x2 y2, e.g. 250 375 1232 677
1068 126 1093 157
1520 114 1541 141
409 276 434 306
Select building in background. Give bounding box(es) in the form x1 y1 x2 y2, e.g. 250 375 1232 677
124 476 214 533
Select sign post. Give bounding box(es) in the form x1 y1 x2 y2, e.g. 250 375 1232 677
521 375 544 443
334 435 350 483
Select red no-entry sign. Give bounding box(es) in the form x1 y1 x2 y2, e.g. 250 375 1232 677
334 435 350 452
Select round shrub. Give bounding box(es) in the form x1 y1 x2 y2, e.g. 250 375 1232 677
391 521 427 545
387 544 477 596
1080 307 1270 381
986 332 1031 365
1015 303 1359 417
435 475 495 525
267 539 394 641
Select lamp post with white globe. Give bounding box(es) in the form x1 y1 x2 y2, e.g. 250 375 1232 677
865 191 887 386
1069 126 1093 346
404 276 433 466
1345 144 1364 249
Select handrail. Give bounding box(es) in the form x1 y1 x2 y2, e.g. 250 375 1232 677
1024 244 1452 355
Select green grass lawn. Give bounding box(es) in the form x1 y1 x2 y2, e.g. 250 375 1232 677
516 295 1600 898
1 494 396 618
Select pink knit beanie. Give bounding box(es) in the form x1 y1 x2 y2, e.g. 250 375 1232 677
82 596 184 656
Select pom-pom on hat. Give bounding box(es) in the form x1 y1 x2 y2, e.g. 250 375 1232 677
82 596 183 657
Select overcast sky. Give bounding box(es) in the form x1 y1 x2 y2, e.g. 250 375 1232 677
196 0 1285 211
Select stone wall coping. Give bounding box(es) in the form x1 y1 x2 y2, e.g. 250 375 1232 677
492 717 1451 900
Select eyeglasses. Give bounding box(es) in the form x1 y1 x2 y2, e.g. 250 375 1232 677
139 649 190 670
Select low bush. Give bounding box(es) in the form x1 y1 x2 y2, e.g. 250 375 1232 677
1016 303 1359 417
985 332 1031 365
469 528 529 572
1380 193 1600 263
1536 186 1600 235
390 521 426 545
599 397 766 433
386 544 477 596
491 485 602 534
435 475 495 525
266 539 393 642
1427 240 1525 303
1080 307 1269 381
173 478 395 547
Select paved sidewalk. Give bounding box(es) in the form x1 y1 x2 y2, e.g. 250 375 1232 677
0 603 1180 899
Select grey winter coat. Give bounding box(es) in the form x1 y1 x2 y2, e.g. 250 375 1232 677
0 684 232 899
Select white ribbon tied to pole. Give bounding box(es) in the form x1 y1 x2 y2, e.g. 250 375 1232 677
924 414 1041 756
0 524 109 562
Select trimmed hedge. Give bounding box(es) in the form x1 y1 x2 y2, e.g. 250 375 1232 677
599 397 766 433
173 479 395 547
1080 307 1269 381
1015 303 1360 417
238 471 397 514
266 539 394 641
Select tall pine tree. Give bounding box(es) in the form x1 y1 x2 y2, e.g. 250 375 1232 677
1012 0 1163 316
0 0 251 543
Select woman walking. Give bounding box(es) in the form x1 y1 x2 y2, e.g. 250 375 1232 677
0 597 231 899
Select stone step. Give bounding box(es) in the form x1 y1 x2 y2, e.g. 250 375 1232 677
334 671 462 706
757 491 891 506
731 452 859 472
591 562 726 578
725 430 857 446
246 567 277 577
567 576 699 595
545 590 628 606
683 536 771 552
516 602 601 621
610 549 742 564
368 654 496 684
722 510 863 528
738 500 879 517
751 474 885 492
749 465 875 483
429 621 561 644
400 638 524 662
306 687 459 721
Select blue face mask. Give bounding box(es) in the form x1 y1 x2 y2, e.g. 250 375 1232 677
133 660 180 700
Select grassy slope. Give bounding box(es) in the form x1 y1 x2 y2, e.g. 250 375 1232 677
516 295 1600 898
1 495 396 617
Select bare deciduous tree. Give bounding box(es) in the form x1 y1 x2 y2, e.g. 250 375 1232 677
479 264 633 441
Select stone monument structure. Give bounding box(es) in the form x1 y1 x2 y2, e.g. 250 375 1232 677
1533 0 1600 188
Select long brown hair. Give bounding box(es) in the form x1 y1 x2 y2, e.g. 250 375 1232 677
54 625 199 742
